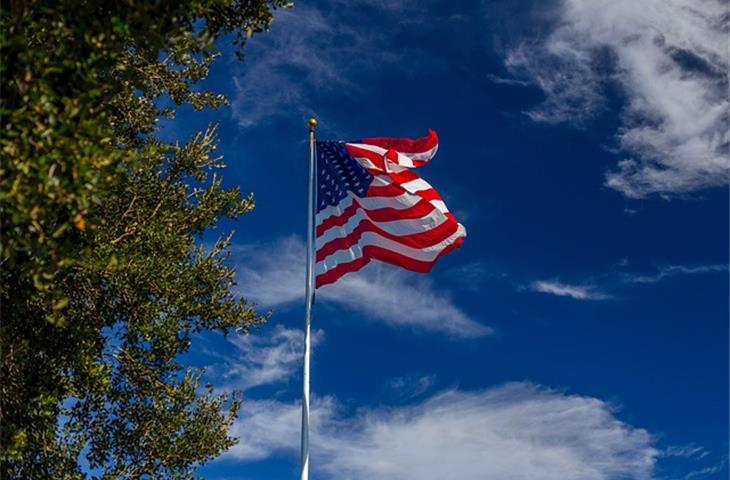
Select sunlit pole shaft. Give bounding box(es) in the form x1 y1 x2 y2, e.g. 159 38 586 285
300 117 317 480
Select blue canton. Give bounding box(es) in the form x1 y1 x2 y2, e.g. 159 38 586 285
316 141 373 213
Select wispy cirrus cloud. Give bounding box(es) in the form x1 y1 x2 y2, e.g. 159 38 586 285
664 444 710 460
504 0 729 198
527 262 726 301
234 236 490 338
443 259 725 302
386 373 436 399
622 263 728 284
676 459 728 480
530 280 611 300
222 382 659 480
229 0 437 130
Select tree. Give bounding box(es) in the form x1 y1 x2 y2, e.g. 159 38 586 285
0 1 289 477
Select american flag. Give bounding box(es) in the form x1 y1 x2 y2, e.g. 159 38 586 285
315 130 466 288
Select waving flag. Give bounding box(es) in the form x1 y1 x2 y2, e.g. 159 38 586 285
315 129 466 288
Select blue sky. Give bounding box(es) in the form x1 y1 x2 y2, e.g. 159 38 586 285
171 1 727 478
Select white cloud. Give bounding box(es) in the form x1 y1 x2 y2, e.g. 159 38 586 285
235 236 489 338
223 382 659 480
506 0 729 198
232 238 305 309
530 280 610 300
319 262 490 337
225 395 338 461
222 325 323 390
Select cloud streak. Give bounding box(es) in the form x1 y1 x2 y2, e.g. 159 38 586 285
528 262 726 301
530 280 610 300
505 0 729 198
234 236 489 338
386 373 437 399
623 263 728 284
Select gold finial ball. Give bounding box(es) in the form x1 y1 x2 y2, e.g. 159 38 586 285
308 117 318 130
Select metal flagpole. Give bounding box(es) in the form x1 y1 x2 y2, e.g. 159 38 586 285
300 116 317 480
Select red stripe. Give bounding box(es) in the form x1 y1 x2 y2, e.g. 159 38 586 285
316 183 446 239
345 144 386 170
315 215 460 262
316 256 371 288
315 234 464 288
384 170 420 184
413 188 441 202
317 197 438 237
368 177 442 204
359 129 439 156
317 201 360 237
367 183 407 197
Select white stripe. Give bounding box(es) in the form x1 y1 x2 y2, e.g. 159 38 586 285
349 154 408 173
316 205 447 246
430 200 448 213
316 192 424 225
348 142 438 165
372 175 450 214
382 176 448 214
404 144 438 162
346 142 416 168
370 176 392 186
400 178 432 193
315 224 466 275
383 163 407 173
316 195 355 227
315 189 450 228
355 193 422 211
351 155 378 170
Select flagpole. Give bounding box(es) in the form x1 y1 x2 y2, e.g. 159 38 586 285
300 116 317 480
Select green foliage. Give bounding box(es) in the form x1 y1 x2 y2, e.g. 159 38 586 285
1 1 290 477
